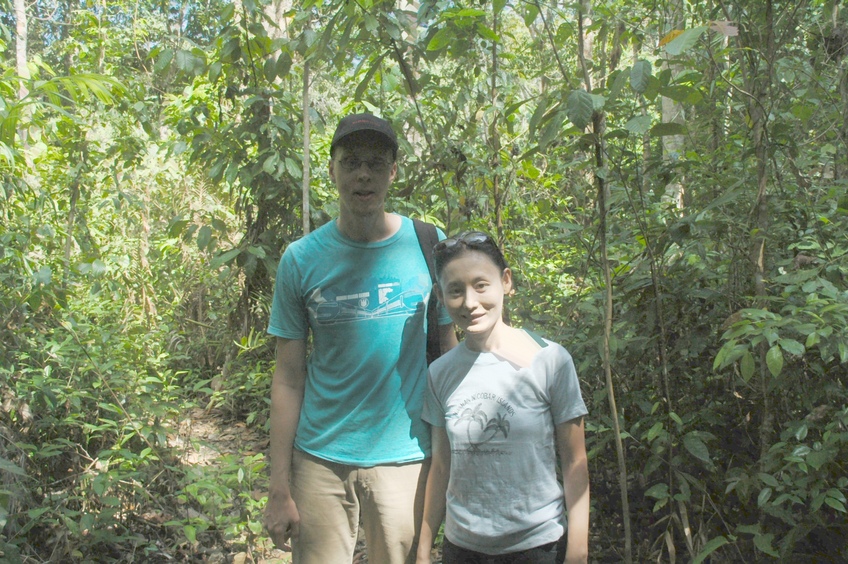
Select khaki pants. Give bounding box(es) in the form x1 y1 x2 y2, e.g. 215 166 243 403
290 450 429 564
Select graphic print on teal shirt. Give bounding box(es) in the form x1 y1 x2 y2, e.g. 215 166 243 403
309 277 425 325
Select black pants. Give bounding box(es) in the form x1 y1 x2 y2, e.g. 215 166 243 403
441 533 567 564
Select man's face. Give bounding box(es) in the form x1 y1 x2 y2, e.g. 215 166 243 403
330 135 397 219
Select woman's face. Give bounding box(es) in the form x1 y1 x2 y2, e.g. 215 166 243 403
436 250 512 337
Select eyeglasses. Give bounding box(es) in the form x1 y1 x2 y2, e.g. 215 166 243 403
433 231 495 254
337 157 392 173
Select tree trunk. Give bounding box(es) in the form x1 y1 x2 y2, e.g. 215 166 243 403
661 0 686 209
14 0 29 100
302 57 311 235
578 2 632 561
491 6 504 247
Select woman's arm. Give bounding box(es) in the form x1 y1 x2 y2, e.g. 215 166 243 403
416 425 451 564
556 416 589 564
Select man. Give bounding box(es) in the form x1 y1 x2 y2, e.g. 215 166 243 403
265 113 457 563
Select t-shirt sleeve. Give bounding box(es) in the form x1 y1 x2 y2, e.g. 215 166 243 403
548 345 589 425
421 370 447 427
268 247 309 339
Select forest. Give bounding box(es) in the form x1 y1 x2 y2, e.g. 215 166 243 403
1 0 847 561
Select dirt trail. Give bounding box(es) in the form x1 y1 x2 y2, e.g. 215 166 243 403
171 407 291 563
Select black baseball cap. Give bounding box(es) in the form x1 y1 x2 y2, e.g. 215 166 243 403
331 113 399 153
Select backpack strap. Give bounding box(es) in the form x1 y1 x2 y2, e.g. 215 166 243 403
412 218 441 365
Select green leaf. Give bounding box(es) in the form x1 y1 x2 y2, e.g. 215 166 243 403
645 483 669 499
0 457 27 477
659 84 702 104
647 421 664 442
566 89 594 130
630 60 652 94
757 487 772 507
825 498 846 512
692 536 728 564
427 28 452 51
650 123 688 136
211 248 241 269
197 226 212 251
154 49 173 73
33 265 53 286
664 27 707 56
753 532 779 557
184 524 197 543
740 351 755 382
276 52 292 79
766 345 784 377
807 449 831 470
522 3 539 27
778 338 805 356
476 23 499 42
683 432 711 464
757 472 779 487
263 154 278 174
624 115 652 135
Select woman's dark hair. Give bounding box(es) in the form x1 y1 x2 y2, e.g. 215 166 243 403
433 231 509 280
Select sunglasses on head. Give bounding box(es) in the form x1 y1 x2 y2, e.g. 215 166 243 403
433 231 495 254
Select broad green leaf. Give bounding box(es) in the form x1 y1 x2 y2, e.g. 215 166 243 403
824 498 846 512
647 421 664 442
427 28 452 51
624 116 652 135
211 248 242 269
276 52 292 78
566 89 593 130
476 23 500 42
806 449 830 470
197 226 212 251
522 3 540 27
184 524 197 543
778 338 805 356
757 487 772 506
608 69 629 102
262 154 278 174
645 483 669 499
683 433 711 464
693 536 729 564
154 49 173 73
757 472 779 487
660 85 702 104
650 123 688 136
665 27 707 56
630 60 652 94
453 8 486 17
753 532 779 557
0 457 26 477
740 351 755 382
766 345 784 377
34 266 52 286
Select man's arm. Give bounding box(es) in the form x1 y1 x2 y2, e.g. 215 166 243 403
556 416 590 564
264 337 307 550
438 323 458 355
416 425 451 564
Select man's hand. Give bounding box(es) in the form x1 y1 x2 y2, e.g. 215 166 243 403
264 493 300 551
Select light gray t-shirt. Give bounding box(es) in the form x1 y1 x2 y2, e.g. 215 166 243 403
422 333 588 555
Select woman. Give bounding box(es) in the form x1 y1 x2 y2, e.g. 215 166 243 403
416 231 589 564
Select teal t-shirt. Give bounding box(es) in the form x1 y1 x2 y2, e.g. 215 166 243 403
268 216 449 465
